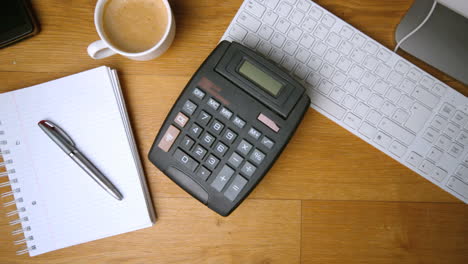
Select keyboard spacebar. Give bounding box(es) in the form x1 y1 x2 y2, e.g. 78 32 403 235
309 90 346 120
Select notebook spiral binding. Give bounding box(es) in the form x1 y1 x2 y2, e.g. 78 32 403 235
0 127 37 256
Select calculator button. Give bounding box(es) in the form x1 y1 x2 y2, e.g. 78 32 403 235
250 149 266 165
233 116 246 129
196 166 211 181
257 113 280 132
224 175 248 201
193 88 206 100
228 152 244 168
174 112 189 127
211 165 235 192
181 136 195 150
214 142 229 157
158 125 180 152
193 145 207 159
173 148 199 172
261 136 275 149
223 129 238 144
220 107 233 120
237 139 253 155
248 127 262 140
182 100 198 116
241 161 256 178
207 98 221 110
197 111 212 126
201 132 216 147
189 123 203 138
211 119 225 134
206 154 220 170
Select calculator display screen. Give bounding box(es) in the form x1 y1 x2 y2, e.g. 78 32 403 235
238 60 283 96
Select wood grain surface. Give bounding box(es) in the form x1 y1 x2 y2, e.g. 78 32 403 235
0 0 467 263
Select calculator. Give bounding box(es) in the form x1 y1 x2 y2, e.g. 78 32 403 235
148 41 310 216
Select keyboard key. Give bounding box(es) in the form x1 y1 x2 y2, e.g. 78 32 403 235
407 68 422 82
276 18 291 33
325 32 341 47
214 142 229 157
300 34 315 48
284 40 298 55
158 125 180 152
314 24 328 40
387 71 403 86
338 40 353 55
435 135 452 151
296 50 311 66
431 115 447 131
419 160 435 175
405 103 431 133
248 127 262 140
182 100 197 116
189 123 203 138
344 113 361 130
271 33 286 48
359 122 377 139
374 132 392 148
211 165 235 192
386 88 402 103
237 139 253 155
354 103 370 118
244 34 260 49
287 26 303 41
380 101 396 117
431 167 447 182
309 88 347 120
312 42 327 56
290 9 305 25
201 132 216 147
343 95 358 110
375 64 391 79
452 111 468 127
224 175 248 201
250 149 266 165
456 131 468 146
259 25 274 40
174 149 199 172
455 165 468 183
320 64 335 79
389 141 407 157
233 116 246 129
307 56 322 71
376 48 391 61
448 143 464 159
206 154 220 170
257 41 272 56
281 55 296 71
238 12 261 32
174 112 189 127
261 136 275 149
373 79 389 95
407 152 423 167
301 17 317 33
392 109 409 124
339 25 354 39
427 147 443 162
330 88 346 102
432 83 446 97
193 145 208 160
317 79 333 95
420 76 435 89
397 95 414 110
351 33 366 47
444 123 460 139
412 86 439 109
336 56 352 72
368 94 384 109
181 136 195 150
349 65 364 80
309 6 323 20
197 111 212 126
400 79 416 94
220 107 233 120
223 129 237 144
193 88 205 100
325 49 340 64
321 14 336 28
439 103 456 119
395 60 410 75
364 41 378 54
197 166 211 181
264 10 279 26
241 161 257 178
350 49 366 63
356 87 372 101
277 2 293 17
379 118 415 145
422 127 438 143
446 177 468 198
245 0 266 18
230 24 248 41
366 110 382 126
207 98 220 110
363 56 379 71
228 152 244 168
297 0 312 12
343 79 359 94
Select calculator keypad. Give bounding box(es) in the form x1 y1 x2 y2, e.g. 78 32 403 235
160 86 280 203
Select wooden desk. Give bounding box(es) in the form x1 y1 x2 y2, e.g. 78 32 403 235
1 0 467 263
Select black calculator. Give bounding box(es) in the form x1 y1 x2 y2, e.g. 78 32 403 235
149 41 310 216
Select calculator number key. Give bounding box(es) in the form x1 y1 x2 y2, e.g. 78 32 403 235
237 139 253 155
201 132 216 147
223 129 238 144
181 136 195 150
182 100 198 116
189 123 203 138
193 88 205 99
197 111 212 126
207 98 221 110
174 149 199 172
193 145 207 159
250 149 266 165
214 142 229 157
206 154 220 170
211 119 225 134
224 175 248 201
248 127 262 140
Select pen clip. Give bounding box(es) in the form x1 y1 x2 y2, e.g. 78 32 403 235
40 120 75 147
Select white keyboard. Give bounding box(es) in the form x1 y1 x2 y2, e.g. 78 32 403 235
221 0 468 203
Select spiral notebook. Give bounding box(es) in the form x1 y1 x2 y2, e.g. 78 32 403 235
0 66 156 256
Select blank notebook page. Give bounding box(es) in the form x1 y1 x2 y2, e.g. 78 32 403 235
0 67 154 256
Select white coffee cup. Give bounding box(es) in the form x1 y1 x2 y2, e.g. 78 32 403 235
87 0 175 61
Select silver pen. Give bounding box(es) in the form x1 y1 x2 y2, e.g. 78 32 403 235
38 120 123 201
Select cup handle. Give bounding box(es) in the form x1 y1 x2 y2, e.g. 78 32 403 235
87 40 116 59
